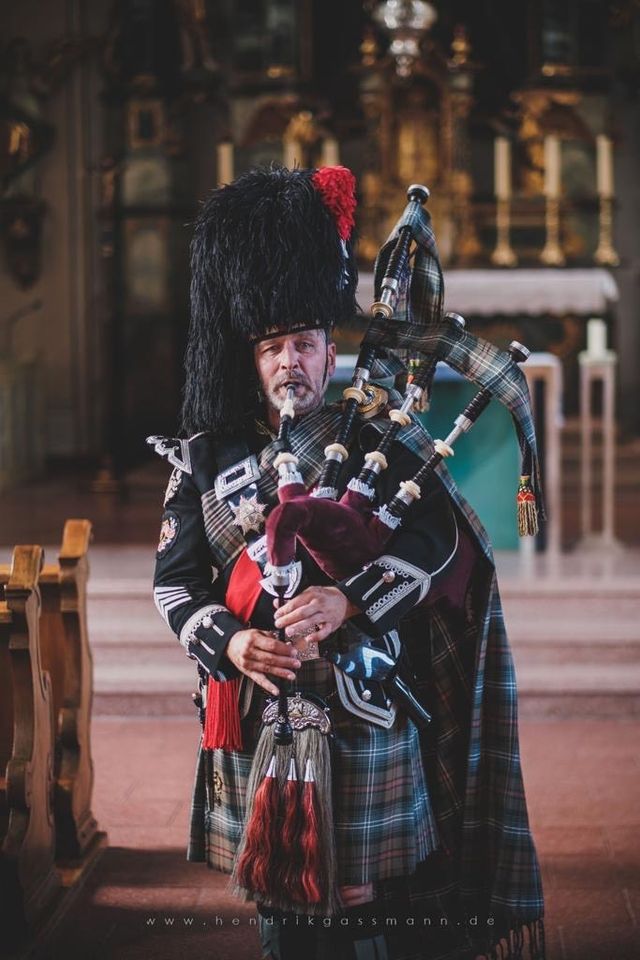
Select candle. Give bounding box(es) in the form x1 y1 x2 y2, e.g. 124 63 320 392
283 139 298 169
586 318 608 357
216 142 234 185
494 137 511 200
544 135 561 198
596 135 614 198
321 137 340 167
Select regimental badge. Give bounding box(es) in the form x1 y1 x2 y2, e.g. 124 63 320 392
157 513 180 556
228 492 267 536
163 467 182 507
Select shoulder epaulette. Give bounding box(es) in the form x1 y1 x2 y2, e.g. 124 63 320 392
146 435 193 474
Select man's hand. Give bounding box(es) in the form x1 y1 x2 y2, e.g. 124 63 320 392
225 629 301 696
274 586 360 643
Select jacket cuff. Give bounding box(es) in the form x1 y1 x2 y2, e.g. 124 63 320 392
338 555 431 636
180 604 243 680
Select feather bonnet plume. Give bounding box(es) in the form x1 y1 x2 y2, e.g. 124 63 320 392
182 164 358 437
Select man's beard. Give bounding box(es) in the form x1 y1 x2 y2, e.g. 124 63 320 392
263 377 325 418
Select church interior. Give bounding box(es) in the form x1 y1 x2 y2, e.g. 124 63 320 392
1 2 639 958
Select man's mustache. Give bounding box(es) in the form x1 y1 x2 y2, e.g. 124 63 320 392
275 377 310 390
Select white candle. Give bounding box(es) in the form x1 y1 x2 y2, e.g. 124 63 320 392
596 135 614 198
216 142 234 185
544 135 561 198
283 139 298 169
586 318 608 357
321 137 340 167
494 137 511 200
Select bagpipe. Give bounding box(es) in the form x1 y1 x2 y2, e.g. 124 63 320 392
231 183 544 916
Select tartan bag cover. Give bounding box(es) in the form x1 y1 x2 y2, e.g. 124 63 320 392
369 200 545 519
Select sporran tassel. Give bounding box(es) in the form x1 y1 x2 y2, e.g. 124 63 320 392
279 757 302 900
517 475 539 537
231 714 339 915
300 758 323 904
234 752 280 895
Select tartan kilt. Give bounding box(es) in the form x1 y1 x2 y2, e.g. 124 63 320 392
193 657 439 886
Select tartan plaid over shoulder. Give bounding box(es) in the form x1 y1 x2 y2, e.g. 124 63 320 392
362 409 545 960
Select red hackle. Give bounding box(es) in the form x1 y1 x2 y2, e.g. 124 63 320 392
311 166 357 242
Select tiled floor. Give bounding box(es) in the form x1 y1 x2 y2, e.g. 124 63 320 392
40 716 640 960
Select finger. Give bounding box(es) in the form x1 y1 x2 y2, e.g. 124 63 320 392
252 635 300 658
274 589 318 617
282 616 326 639
274 601 320 628
245 652 301 672
246 661 299 681
246 670 280 697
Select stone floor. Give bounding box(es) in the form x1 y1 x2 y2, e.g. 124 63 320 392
39 716 640 960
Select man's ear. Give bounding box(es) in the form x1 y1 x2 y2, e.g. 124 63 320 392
326 340 337 378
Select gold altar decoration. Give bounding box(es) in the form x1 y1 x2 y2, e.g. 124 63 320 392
357 18 479 265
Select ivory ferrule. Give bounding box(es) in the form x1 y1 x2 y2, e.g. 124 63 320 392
273 451 299 469
389 408 411 426
435 439 455 458
399 479 421 502
343 386 367 404
371 301 393 319
324 442 348 462
364 450 388 473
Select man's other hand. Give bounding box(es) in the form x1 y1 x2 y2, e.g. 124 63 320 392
225 629 301 696
273 585 359 643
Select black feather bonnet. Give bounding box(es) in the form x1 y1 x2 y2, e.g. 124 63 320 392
182 164 358 438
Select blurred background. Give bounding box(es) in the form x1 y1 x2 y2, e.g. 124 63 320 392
1 0 639 549
0 3 639 958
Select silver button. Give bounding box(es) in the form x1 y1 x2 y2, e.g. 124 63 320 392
202 615 213 629
386 698 392 708
362 689 372 701
382 571 396 583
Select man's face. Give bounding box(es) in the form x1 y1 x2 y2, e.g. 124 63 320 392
254 328 337 420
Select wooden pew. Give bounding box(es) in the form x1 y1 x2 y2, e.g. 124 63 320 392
38 520 102 868
0 545 62 947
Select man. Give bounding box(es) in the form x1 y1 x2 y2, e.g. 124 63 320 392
150 165 545 960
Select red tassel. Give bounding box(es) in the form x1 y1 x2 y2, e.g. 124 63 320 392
202 676 243 751
280 758 302 900
300 759 323 903
236 755 280 896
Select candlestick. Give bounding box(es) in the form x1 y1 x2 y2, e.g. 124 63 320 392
596 135 613 198
594 196 620 266
283 139 298 169
321 137 340 167
216 142 234 185
543 135 561 199
491 197 518 267
586 318 608 358
494 137 511 200
540 196 566 266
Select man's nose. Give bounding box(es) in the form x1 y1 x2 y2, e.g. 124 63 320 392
279 342 300 368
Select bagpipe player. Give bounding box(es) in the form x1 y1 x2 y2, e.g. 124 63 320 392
149 165 545 960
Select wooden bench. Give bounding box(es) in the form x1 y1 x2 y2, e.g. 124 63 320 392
0 545 61 948
0 522 106 949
